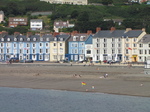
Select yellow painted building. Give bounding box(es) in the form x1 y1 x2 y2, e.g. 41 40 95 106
50 34 70 62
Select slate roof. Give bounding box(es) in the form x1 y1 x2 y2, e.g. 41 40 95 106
68 33 90 42
0 34 54 42
138 34 150 44
93 30 143 38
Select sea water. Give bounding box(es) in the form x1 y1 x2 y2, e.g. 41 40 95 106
0 87 150 112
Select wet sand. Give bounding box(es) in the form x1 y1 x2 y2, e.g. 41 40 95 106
0 64 150 97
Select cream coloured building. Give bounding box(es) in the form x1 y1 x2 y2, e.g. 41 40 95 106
40 0 87 5
50 33 70 62
0 11 4 23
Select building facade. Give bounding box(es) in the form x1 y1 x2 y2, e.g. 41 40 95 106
50 33 70 62
0 32 53 61
8 17 28 27
40 0 87 5
0 11 4 23
30 19 43 30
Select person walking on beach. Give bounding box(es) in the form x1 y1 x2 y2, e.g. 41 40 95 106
104 73 108 78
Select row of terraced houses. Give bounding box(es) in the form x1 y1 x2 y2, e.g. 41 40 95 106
0 27 150 63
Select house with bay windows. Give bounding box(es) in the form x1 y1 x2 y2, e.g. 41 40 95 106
50 33 70 62
67 31 93 61
92 27 146 63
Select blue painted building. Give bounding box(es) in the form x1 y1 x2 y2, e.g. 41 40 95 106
0 32 54 61
67 31 93 61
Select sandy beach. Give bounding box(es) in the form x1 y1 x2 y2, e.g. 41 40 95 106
0 63 150 97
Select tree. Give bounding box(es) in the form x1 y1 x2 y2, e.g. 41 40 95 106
102 0 113 5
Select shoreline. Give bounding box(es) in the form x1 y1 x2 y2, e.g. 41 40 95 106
0 64 150 97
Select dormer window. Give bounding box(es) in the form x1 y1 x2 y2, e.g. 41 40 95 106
1 38 4 41
27 38 30 41
80 36 85 41
54 37 57 41
60 38 63 41
73 36 77 41
14 38 17 41
40 38 43 41
33 38 36 41
7 38 10 41
46 38 49 41
20 38 23 41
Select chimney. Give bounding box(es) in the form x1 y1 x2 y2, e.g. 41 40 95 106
53 32 60 37
87 30 92 35
96 27 101 32
26 32 32 38
110 27 116 31
71 30 78 35
142 28 145 32
14 32 20 37
125 28 132 32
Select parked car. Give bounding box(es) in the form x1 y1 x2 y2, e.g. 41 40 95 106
103 60 107 63
107 60 115 64
10 58 19 63
25 59 34 63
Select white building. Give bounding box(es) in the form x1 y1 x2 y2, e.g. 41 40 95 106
30 19 43 31
92 27 146 63
40 0 88 5
138 34 150 62
0 11 4 23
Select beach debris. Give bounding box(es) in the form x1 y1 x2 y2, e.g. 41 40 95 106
81 82 86 86
140 83 143 86
73 74 82 78
99 76 103 78
104 74 108 78
35 73 40 76
96 68 100 70
92 86 95 90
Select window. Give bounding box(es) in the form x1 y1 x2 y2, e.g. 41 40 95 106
126 44 129 47
0 43 4 47
118 38 121 42
134 38 137 42
20 38 23 41
145 50 147 54
112 49 115 54
40 49 43 53
126 49 128 54
1 49 3 53
97 44 99 47
104 38 106 42
14 38 17 41
33 43 36 47
53 55 57 59
87 50 91 54
46 43 49 47
40 38 43 41
97 50 99 54
118 49 121 54
74 44 78 47
60 48 63 53
14 44 16 48
7 38 10 41
139 50 143 54
149 50 150 54
27 49 29 54
27 43 30 47
97 38 99 42
39 55 43 60
118 44 121 47
53 43 56 46
40 43 42 47
104 49 107 54
133 44 136 47
139 44 143 47
1 38 4 41
20 49 23 54
97 56 99 60
53 48 57 53
20 43 23 48
46 38 49 41
112 44 115 47
126 38 129 41
104 44 107 47
74 49 78 54
46 49 49 53
33 49 36 53
27 38 30 41
33 38 36 41
7 43 10 47
112 38 115 42
60 43 62 46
